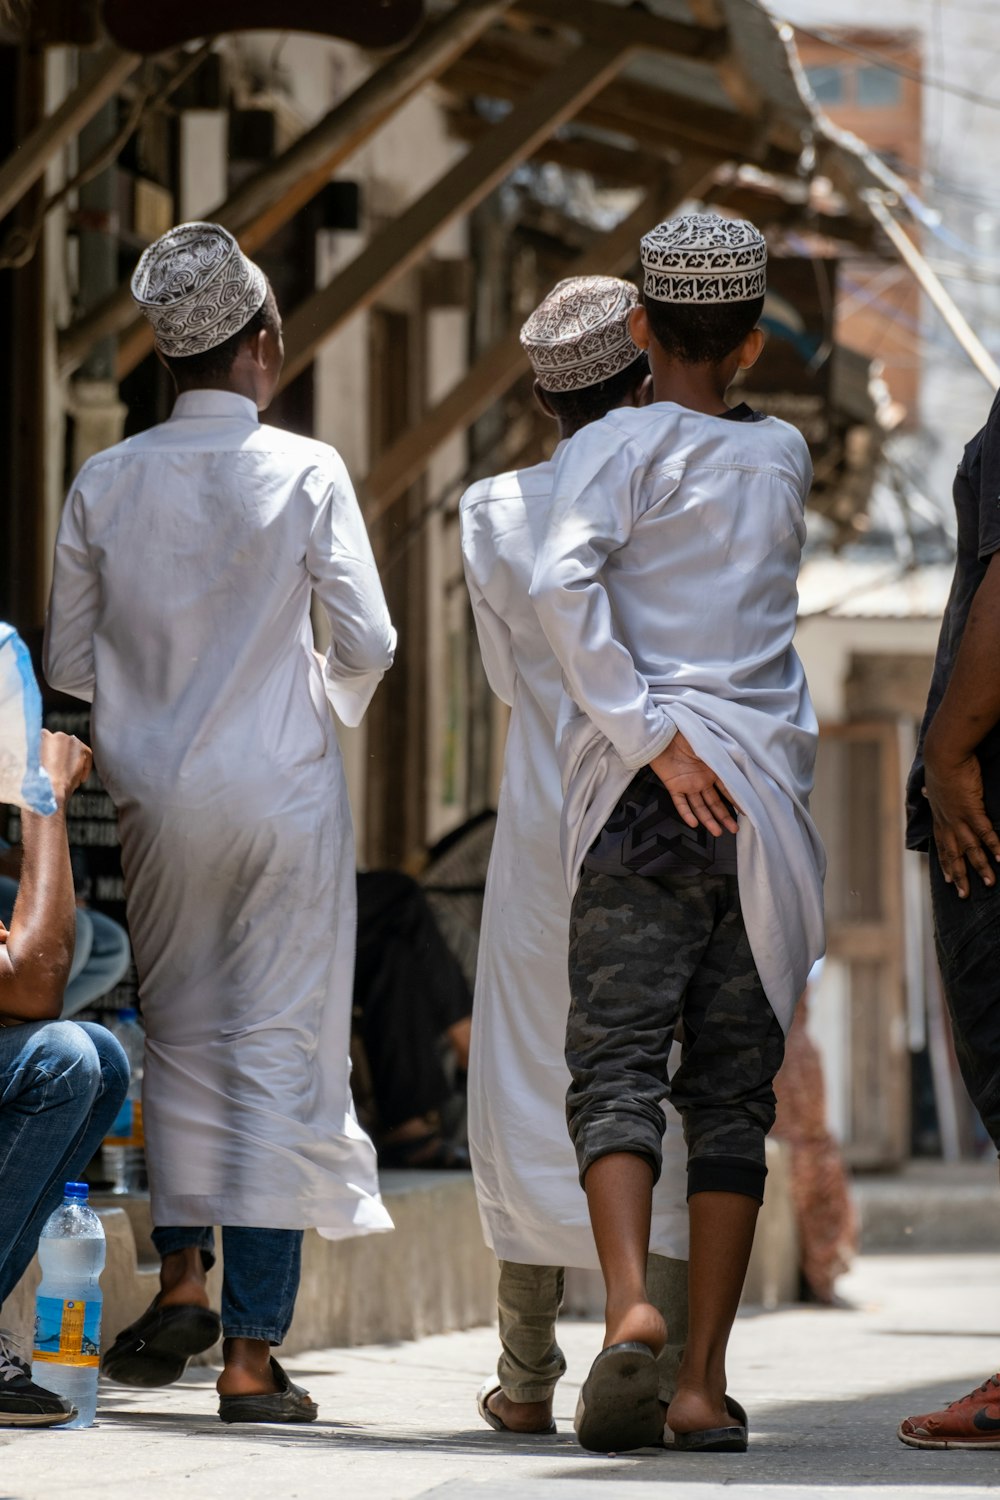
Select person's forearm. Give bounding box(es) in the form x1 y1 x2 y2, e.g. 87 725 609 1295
925 553 1000 767
0 802 76 1020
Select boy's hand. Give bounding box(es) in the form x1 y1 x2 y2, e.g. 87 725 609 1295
649 732 739 837
39 730 92 807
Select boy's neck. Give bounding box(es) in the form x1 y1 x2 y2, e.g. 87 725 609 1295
649 356 731 417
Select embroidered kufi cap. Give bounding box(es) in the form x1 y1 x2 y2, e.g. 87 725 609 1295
519 276 642 393
130 221 268 358
640 213 767 304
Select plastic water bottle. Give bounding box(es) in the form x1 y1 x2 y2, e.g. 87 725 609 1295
103 1008 144 1194
31 1183 106 1428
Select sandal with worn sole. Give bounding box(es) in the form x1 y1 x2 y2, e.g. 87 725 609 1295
476 1381 556 1435
671 1395 749 1453
218 1357 318 1424
574 1342 662 1453
101 1300 222 1387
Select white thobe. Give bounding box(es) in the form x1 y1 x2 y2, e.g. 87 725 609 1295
44 390 396 1238
529 403 826 1035
460 454 689 1269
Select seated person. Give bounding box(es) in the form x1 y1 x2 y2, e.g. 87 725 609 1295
354 869 471 1168
0 730 129 1427
0 847 131 1019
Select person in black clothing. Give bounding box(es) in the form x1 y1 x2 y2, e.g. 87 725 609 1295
900 389 1000 1449
353 871 471 1169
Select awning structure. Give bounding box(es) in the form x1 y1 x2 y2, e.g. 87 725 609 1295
9 0 996 524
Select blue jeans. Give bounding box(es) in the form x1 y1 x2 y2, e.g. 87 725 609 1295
151 1226 303 1346
0 878 132 1018
0 1020 129 1308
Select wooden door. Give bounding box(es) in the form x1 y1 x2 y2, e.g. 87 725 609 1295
811 721 909 1167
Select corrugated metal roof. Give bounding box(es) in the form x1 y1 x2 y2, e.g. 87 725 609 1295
797 558 953 620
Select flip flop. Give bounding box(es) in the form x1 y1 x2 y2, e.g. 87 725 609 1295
476 1381 557 1435
218 1357 318 1424
574 1342 662 1453
670 1395 749 1453
101 1300 222 1387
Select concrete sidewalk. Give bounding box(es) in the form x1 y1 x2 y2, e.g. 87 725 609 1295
4 1252 1000 1499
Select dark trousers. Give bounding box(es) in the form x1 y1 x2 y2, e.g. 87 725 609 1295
151 1225 303 1345
566 869 785 1202
930 850 1000 1149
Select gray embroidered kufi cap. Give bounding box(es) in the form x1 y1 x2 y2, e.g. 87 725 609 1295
519 276 641 393
640 213 767 304
130 221 268 358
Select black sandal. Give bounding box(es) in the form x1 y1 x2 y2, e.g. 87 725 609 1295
101 1299 222 1387
218 1357 318 1424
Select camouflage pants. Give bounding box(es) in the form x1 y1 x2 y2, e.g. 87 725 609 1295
566 869 785 1202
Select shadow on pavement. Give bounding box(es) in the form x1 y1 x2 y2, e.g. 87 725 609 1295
95 1369 1000 1486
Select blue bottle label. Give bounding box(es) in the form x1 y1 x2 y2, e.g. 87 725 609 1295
34 1296 101 1367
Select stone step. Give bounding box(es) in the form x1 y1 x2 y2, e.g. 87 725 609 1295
853 1160 1000 1252
6 1146 801 1357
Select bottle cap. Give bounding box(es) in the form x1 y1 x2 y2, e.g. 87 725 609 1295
118 1007 139 1022
64 1182 89 1202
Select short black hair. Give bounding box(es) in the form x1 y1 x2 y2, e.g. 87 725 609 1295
641 292 764 366
162 285 281 383
540 351 649 429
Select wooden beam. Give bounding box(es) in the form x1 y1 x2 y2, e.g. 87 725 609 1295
511 0 727 60
279 41 634 389
441 37 781 164
362 160 716 519
57 0 517 377
447 107 664 185
0 44 139 226
864 191 1000 390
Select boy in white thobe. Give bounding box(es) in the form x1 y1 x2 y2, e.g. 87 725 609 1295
461 277 689 1438
530 215 825 1454
45 222 395 1423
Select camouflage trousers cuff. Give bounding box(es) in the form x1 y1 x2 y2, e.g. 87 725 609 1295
687 1153 767 1203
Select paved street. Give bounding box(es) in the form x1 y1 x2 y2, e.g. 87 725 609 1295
5 1251 1000 1500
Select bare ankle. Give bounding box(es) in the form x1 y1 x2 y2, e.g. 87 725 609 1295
217 1337 278 1396
604 1298 667 1356
159 1247 209 1306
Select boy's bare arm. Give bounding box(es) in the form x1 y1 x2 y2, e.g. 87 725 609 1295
648 732 739 838
923 551 1000 898
0 731 92 1024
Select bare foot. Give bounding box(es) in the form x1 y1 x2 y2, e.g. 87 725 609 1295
665 1382 731 1435
216 1337 280 1397
486 1389 553 1433
604 1299 666 1356
158 1247 210 1310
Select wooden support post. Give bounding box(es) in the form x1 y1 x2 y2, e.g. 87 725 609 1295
57 0 517 378
361 162 715 519
279 41 633 389
0 45 139 226
864 191 1000 390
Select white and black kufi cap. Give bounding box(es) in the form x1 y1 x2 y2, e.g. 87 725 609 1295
640 213 767 305
519 275 641 393
130 221 268 358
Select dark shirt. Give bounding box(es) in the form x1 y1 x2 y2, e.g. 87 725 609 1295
583 401 764 879
906 386 1000 851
